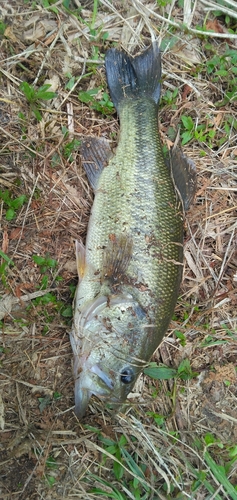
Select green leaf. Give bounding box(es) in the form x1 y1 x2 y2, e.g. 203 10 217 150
33 292 57 305
61 305 73 318
119 435 127 447
65 75 75 90
38 395 51 412
177 359 198 380
215 69 228 77
20 81 35 102
46 258 57 268
147 411 165 426
144 363 177 380
0 189 10 204
42 0 58 13
113 459 124 480
40 275 48 289
18 111 27 121
84 424 102 434
181 130 193 145
5 208 15 221
204 433 218 446
0 21 7 36
174 330 186 346
51 152 61 168
99 436 115 446
104 444 117 455
229 445 237 458
36 91 57 100
32 255 57 270
78 88 100 103
61 125 69 137
100 92 114 108
181 115 194 130
46 456 57 469
32 255 46 266
63 138 81 161
33 107 42 121
53 391 62 400
45 475 56 487
11 194 27 210
35 84 57 100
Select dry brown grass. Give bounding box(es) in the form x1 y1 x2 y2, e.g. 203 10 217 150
0 1 237 498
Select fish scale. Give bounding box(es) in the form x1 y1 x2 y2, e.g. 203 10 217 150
70 43 195 418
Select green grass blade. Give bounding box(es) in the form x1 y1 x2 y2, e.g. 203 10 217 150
0 250 14 266
204 451 237 500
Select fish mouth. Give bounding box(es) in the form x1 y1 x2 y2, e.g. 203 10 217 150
74 384 92 420
74 364 114 419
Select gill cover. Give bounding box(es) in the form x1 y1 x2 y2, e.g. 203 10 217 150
71 294 147 418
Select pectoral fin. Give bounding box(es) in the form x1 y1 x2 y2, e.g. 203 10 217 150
168 147 197 211
103 233 133 282
75 239 86 280
81 136 113 190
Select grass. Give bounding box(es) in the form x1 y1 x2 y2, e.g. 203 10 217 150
0 0 236 498
78 88 114 114
0 189 27 221
19 82 57 121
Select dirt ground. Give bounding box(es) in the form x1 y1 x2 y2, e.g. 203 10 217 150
0 1 236 499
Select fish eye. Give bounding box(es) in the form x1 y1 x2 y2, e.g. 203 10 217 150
120 367 134 384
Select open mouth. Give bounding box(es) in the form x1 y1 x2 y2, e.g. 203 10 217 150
74 364 114 419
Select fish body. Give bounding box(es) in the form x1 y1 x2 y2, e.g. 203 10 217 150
70 43 195 418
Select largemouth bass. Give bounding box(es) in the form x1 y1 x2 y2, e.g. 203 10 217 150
70 43 196 418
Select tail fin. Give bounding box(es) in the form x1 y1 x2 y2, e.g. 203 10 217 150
105 43 161 113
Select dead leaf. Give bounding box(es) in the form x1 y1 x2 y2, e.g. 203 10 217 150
9 227 22 240
4 26 18 42
24 18 57 41
206 19 225 34
2 230 9 253
166 139 174 149
206 19 232 44
64 260 77 274
171 39 202 66
0 394 4 430
182 84 192 100
0 295 14 320
44 75 60 92
15 285 22 299
213 112 223 129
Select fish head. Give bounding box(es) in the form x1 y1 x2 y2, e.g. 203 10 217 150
71 294 149 419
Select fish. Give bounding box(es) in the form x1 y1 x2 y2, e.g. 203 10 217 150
70 42 196 419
